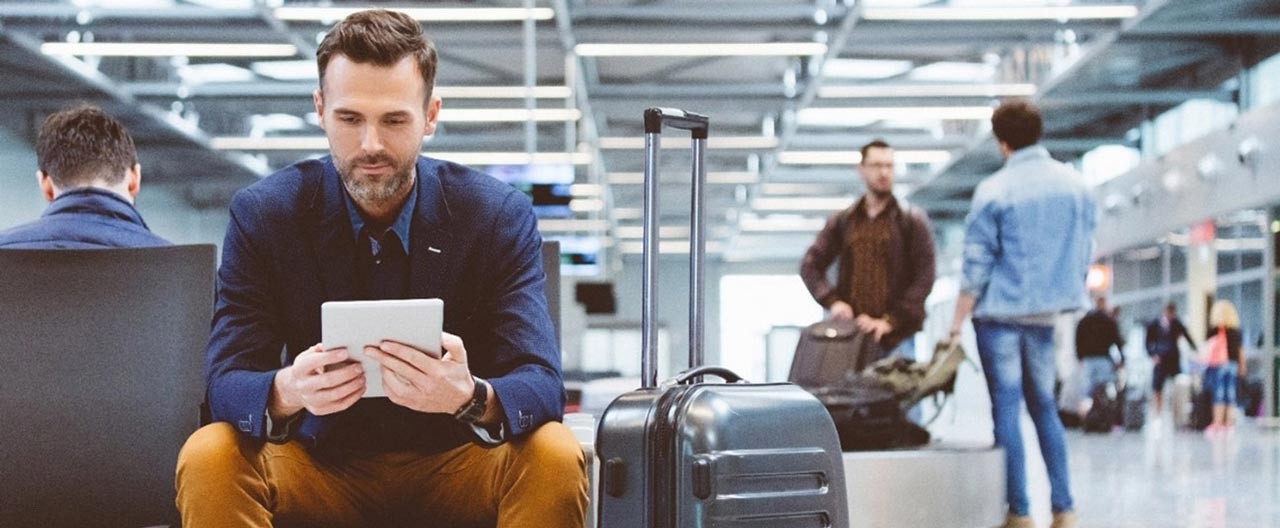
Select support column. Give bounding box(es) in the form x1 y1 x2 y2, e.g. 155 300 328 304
1185 221 1218 343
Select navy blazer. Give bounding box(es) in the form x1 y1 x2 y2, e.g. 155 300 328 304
205 156 562 450
0 187 170 249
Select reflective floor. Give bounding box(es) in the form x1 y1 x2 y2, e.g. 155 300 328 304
1065 420 1280 528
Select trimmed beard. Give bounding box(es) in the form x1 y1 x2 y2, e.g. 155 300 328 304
337 154 414 205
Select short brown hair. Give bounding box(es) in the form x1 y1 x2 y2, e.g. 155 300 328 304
36 104 137 188
316 9 438 101
860 139 891 164
991 99 1043 151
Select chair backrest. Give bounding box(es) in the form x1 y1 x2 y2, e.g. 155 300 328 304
0 245 215 527
542 240 561 348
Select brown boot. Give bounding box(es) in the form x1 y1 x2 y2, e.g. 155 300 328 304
999 513 1035 528
1051 511 1078 528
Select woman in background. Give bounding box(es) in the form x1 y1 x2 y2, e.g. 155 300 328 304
1203 300 1245 435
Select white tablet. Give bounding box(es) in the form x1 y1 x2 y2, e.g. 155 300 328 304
320 298 444 398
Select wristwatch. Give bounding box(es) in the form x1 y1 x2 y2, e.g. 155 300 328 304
453 376 488 424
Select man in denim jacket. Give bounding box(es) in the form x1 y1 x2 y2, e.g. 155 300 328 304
949 100 1095 528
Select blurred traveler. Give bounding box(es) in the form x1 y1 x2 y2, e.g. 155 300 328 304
1145 302 1196 417
1202 300 1244 436
0 104 168 248
800 139 937 363
1076 296 1126 416
948 99 1094 528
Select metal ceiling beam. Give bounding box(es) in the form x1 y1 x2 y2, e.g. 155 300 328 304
1127 20 1280 36
1040 89 1236 107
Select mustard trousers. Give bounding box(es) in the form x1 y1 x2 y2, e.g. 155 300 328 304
175 421 588 527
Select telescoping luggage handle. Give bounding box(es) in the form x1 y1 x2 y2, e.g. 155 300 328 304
641 107 709 389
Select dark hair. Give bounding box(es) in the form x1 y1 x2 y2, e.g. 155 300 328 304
991 99 1042 150
316 9 438 102
860 139 892 164
36 104 137 188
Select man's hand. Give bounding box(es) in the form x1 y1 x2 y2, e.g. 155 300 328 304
856 314 893 341
829 301 854 321
365 332 474 415
270 344 365 419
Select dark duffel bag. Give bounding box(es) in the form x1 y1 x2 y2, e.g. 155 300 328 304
813 380 930 451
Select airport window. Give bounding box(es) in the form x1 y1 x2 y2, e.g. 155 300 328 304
1252 52 1280 108
1080 144 1141 188
1150 99 1239 157
719 275 823 383
1168 241 1188 283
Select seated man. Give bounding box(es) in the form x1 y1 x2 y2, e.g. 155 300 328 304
174 10 587 527
0 104 169 248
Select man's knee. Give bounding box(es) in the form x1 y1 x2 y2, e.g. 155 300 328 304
515 421 586 476
176 422 257 483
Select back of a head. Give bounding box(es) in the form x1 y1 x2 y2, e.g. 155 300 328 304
316 9 438 100
991 99 1043 151
36 105 137 189
1209 300 1240 329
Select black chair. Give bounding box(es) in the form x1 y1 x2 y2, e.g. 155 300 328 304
0 245 216 528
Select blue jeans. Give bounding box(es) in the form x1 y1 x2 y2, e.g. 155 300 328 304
1204 361 1239 405
1079 356 1115 397
974 320 1074 516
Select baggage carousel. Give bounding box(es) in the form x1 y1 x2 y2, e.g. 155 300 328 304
843 444 1005 527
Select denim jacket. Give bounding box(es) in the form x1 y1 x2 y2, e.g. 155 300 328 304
960 145 1096 319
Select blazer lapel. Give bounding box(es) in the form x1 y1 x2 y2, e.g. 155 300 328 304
309 158 359 301
409 157 453 302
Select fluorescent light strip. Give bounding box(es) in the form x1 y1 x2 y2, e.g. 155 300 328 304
817 83 1037 99
750 197 855 212
615 226 692 240
619 240 725 255
863 6 1139 21
777 150 952 165
537 219 610 232
209 138 592 165
439 108 581 122
739 216 829 233
437 86 572 99
759 183 849 195
598 136 778 150
569 184 603 197
575 42 827 57
607 172 759 185
797 106 993 124
569 199 605 213
275 7 555 22
41 42 297 57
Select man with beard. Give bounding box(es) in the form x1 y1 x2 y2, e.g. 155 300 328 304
800 140 937 365
174 10 586 527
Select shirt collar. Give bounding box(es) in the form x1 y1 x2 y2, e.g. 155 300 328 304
1005 144 1051 166
853 193 900 220
342 177 417 255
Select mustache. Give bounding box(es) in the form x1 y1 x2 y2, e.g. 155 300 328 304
352 154 395 166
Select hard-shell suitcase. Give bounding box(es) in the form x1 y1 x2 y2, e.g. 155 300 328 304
596 108 849 528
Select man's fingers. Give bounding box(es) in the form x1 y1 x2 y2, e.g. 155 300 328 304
294 345 350 373
441 332 467 365
306 362 363 391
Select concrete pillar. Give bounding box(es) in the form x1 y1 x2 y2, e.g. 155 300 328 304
1185 221 1217 343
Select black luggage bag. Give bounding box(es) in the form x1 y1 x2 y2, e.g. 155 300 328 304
596 109 849 528
1084 383 1118 433
788 319 884 386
